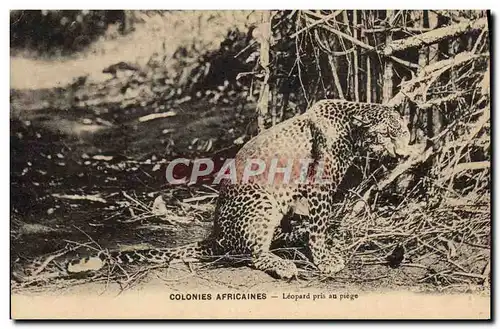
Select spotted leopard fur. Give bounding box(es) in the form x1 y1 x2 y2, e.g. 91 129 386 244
67 99 411 279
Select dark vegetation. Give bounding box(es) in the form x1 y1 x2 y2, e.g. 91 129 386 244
10 10 134 56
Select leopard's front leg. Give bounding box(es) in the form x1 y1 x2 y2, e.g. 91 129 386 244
306 186 345 276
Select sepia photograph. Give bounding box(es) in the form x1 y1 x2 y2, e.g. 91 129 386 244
10 9 491 319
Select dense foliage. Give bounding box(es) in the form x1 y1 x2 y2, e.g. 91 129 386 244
10 10 131 55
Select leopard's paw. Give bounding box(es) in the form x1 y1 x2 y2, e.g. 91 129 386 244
253 253 298 280
273 259 299 280
316 256 345 276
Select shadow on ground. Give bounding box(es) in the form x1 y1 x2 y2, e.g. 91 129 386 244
10 87 251 273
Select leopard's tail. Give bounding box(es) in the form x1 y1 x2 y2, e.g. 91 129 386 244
66 239 214 274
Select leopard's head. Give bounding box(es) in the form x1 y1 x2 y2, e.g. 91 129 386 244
354 110 411 158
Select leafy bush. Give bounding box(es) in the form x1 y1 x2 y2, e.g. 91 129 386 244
10 10 129 55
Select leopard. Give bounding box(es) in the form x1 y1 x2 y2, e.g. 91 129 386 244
67 99 411 279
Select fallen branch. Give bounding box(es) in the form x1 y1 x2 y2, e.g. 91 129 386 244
442 161 490 177
138 111 177 123
30 250 69 277
379 148 433 191
383 17 488 56
327 54 345 99
350 145 433 217
122 191 150 212
452 271 487 281
304 11 374 51
290 10 343 39
442 107 490 182
387 52 489 107
182 194 218 203
51 193 107 203
415 92 466 109
304 12 420 70
314 29 355 57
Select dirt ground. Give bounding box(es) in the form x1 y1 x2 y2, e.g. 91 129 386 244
10 76 490 320
11 263 491 319
11 86 245 263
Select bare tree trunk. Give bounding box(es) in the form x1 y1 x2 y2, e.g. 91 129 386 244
426 11 443 140
373 11 383 103
362 10 376 103
372 53 379 103
271 83 277 126
328 55 345 99
409 10 430 144
255 11 272 133
383 16 487 56
365 57 372 103
342 11 355 101
327 24 345 100
364 12 372 103
279 91 288 122
121 10 135 34
382 10 394 103
353 10 360 102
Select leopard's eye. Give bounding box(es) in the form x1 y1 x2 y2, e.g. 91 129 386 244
378 127 390 137
377 132 388 139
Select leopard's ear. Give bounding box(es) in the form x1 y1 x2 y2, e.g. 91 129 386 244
352 114 371 127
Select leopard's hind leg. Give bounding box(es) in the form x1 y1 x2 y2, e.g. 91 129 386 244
218 186 298 279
